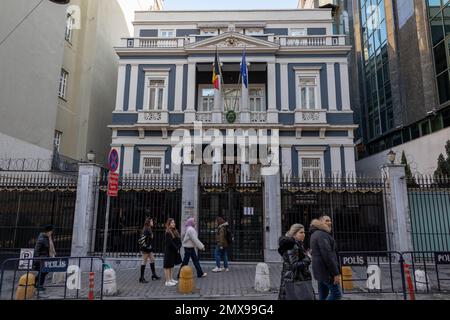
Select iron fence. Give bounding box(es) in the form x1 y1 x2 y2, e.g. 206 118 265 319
0 173 78 262
198 179 264 262
281 177 390 252
90 174 182 258
0 256 104 300
407 176 450 252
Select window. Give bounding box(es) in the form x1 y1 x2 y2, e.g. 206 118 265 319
223 87 241 111
149 79 164 110
65 15 75 43
201 29 219 36
159 29 175 37
249 87 265 111
299 78 316 109
142 157 162 175
58 69 68 99
245 28 264 35
301 158 321 180
54 131 62 152
290 28 306 36
200 88 214 111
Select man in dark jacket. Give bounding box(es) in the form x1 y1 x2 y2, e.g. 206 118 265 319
309 215 342 300
33 225 56 291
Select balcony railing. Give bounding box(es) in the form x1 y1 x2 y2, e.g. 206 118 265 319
120 34 346 49
122 37 188 48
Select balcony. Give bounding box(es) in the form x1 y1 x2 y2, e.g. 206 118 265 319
274 35 346 46
122 37 188 48
119 34 346 49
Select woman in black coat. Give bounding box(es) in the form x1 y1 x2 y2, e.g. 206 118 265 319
138 217 161 283
163 218 182 287
278 223 312 300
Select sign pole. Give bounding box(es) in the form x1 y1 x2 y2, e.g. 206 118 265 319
102 194 111 257
103 148 120 257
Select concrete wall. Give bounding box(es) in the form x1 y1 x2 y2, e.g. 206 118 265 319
0 0 66 156
356 127 450 177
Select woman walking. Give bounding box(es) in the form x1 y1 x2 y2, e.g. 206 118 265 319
180 217 207 278
138 217 161 283
163 218 182 287
277 223 313 300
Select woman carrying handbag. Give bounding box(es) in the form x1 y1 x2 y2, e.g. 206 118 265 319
278 223 315 300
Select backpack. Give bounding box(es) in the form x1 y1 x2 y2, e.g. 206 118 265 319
225 226 234 246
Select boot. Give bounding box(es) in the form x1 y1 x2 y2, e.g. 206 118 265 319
139 265 148 283
150 263 161 280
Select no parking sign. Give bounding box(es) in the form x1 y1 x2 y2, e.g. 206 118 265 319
108 148 119 173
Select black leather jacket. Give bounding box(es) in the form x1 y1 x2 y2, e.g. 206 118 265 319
278 236 312 300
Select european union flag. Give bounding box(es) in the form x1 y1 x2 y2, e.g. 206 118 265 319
240 49 248 88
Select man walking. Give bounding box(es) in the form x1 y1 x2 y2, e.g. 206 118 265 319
212 216 229 272
33 225 56 291
309 215 342 300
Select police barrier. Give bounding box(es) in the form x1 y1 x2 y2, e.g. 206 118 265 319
0 256 104 300
339 251 450 300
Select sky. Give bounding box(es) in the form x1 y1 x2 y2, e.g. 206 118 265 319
163 0 300 10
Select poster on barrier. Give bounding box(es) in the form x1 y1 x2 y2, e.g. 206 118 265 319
18 248 34 270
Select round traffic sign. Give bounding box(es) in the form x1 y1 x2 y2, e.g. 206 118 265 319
108 149 119 172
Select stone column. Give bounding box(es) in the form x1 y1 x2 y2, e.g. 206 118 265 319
212 83 223 123
327 63 337 111
330 145 342 177
281 145 292 180
344 145 356 176
71 163 101 257
280 63 289 111
382 164 414 253
263 169 282 262
240 67 250 123
114 65 126 112
174 64 184 112
128 65 138 111
181 164 200 237
185 62 197 123
340 62 351 110
267 62 278 123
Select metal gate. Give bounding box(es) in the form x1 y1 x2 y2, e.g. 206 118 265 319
0 173 78 262
198 181 264 262
407 176 450 253
90 174 182 257
281 177 390 252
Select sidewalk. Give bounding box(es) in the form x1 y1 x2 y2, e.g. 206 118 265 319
1 261 450 300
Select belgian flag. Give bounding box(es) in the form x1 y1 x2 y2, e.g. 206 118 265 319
212 48 221 90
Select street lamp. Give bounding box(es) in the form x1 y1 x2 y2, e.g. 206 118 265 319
87 150 95 163
387 150 396 164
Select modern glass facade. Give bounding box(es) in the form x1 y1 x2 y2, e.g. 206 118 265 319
356 0 450 157
427 0 450 106
359 0 393 144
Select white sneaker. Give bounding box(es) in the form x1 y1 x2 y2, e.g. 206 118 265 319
170 279 178 284
224 268 229 272
212 267 222 272
165 281 176 287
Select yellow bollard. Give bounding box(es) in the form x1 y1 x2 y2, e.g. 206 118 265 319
341 267 353 290
15 273 36 300
178 266 195 294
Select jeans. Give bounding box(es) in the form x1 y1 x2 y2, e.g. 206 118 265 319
214 246 228 269
180 247 204 277
318 280 342 300
36 271 48 288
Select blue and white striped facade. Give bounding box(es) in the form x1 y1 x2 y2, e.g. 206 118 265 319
111 9 357 179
